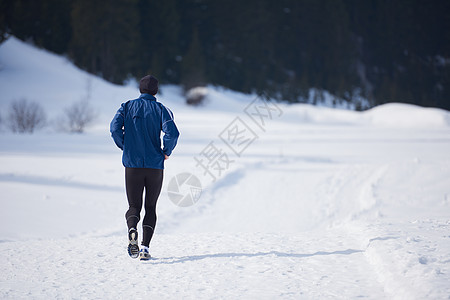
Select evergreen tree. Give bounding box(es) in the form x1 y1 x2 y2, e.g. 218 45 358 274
181 26 206 90
0 0 71 53
0 0 13 43
136 0 181 82
70 0 139 83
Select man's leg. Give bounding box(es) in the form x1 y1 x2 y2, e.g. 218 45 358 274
142 168 163 247
125 168 146 258
125 168 145 230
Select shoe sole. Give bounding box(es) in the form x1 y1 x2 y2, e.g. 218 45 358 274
139 254 151 261
127 230 139 259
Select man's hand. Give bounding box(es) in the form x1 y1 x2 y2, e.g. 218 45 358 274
164 154 169 160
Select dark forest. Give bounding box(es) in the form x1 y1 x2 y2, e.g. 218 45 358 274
1 0 449 109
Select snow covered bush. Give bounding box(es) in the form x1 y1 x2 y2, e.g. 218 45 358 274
185 87 208 106
7 99 47 133
0 111 5 132
59 100 97 133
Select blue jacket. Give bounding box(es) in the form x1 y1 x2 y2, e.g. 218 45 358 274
110 93 179 169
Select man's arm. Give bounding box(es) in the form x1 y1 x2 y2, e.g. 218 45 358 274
110 104 125 150
161 106 179 157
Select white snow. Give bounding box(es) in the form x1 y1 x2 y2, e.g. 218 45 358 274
1 37 450 299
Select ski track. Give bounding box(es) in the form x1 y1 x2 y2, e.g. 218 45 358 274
347 219 450 300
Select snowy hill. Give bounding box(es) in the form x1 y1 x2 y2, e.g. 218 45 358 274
1 37 450 299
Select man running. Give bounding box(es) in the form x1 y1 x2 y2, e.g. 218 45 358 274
110 75 179 260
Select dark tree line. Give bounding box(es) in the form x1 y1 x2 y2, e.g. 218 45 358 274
1 0 449 109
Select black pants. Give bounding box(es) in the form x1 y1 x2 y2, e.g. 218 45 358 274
125 167 163 247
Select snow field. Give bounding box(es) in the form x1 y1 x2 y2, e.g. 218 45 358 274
1 231 387 299
1 37 450 299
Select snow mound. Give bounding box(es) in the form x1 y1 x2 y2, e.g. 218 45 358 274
363 103 450 128
2 36 449 132
282 102 450 129
0 36 137 126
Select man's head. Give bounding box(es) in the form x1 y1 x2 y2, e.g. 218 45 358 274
139 75 159 95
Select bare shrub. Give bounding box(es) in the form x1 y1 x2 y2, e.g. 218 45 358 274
8 99 47 133
61 100 97 133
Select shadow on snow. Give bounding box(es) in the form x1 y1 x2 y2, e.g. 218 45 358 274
145 249 364 265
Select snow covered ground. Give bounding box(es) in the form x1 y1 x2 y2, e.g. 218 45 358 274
1 37 450 299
